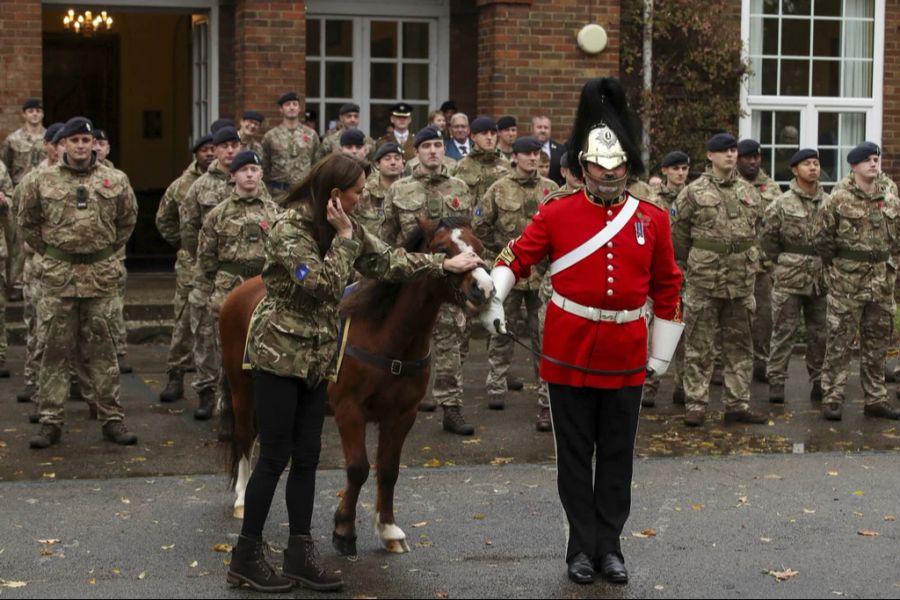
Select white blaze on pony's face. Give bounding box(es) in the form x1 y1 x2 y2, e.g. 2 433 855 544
451 227 494 309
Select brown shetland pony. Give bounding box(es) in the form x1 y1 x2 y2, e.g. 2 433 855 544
219 217 493 556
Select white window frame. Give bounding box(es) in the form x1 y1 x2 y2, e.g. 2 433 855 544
739 0 885 150
306 0 451 136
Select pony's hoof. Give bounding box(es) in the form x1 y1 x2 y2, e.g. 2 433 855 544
233 505 244 519
382 538 411 554
333 531 357 557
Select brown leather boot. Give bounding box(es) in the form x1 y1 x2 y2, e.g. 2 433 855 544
283 534 343 591
226 535 293 593
442 406 474 435
159 370 184 403
29 424 62 449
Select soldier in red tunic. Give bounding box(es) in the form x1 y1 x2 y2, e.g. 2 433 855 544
481 78 683 585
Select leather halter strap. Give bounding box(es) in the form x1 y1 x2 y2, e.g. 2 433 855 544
343 344 431 377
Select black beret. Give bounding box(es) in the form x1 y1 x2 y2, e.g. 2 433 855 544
339 103 360 115
374 142 403 163
737 139 761 157
44 122 65 143
192 133 215 153
512 136 543 154
212 126 241 146
339 128 366 147
470 116 497 134
211 118 235 133
440 100 457 112
414 127 442 148
790 148 819 167
661 151 691 168
22 99 42 111
278 92 300 105
392 103 413 117
92 128 108 141
229 150 263 173
847 141 881 165
497 116 517 130
51 128 66 145
305 109 317 121
707 133 738 152
58 117 94 140
241 111 265 123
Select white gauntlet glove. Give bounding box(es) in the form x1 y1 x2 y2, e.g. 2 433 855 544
647 317 685 376
479 265 516 336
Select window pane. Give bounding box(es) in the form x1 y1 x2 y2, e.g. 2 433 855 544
811 60 839 96
840 112 866 146
403 22 429 59
845 0 874 19
779 59 809 95
843 60 872 97
781 18 810 56
369 103 394 139
814 0 841 16
750 0 779 14
325 103 347 132
783 0 811 15
306 61 320 98
371 21 397 58
762 17 779 55
818 112 840 147
325 20 352 57
371 63 397 99
844 20 874 59
306 19 321 56
817 148 839 185
812 20 840 57
775 112 801 144
410 105 429 132
325 61 352 97
756 110 774 144
762 58 778 95
750 57 763 94
403 64 429 100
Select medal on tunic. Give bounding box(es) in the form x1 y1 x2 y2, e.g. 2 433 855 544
635 221 645 245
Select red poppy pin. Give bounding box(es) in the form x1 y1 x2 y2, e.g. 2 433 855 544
103 178 111 188
760 185 767 193
543 188 549 196
303 135 310 143
452 197 460 208
260 220 270 232
745 196 754 205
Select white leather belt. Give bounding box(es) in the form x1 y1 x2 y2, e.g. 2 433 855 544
551 291 647 324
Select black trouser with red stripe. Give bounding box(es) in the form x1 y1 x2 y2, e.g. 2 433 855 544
548 383 642 563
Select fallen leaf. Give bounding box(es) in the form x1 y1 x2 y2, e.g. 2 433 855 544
764 474 783 480
0 580 27 589
213 543 233 553
803 508 816 514
485 540 493 546
37 539 60 545
490 456 514 466
88 578 96 585
130 457 147 463
412 521 428 528
632 528 657 538
137 571 147 580
885 515 897 521
853 512 864 517
161 544 176 550
853 490 865 497
765 568 799 582
190 561 198 568
436 593 449 599
42 473 56 479
473 514 486 521
0 441 6 448
167 409 184 415
120 497 131 504
423 458 442 468
760 537 772 543
461 438 481 445
857 530 880 537
692 503 704 511
655 585 665 590
827 471 839 476
39 548 56 556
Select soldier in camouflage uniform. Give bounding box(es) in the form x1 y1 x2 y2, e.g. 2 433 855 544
453 117 512 204
642 151 691 408
496 116 517 162
358 142 404 240
181 126 244 418
17 117 138 449
336 129 371 166
761 148 828 405
92 129 113 168
154 133 216 403
382 127 477 434
315 103 376 163
671 133 768 427
376 103 417 161
737 139 781 383
194 151 280 420
812 142 900 421
475 136 557 430
0 160 13 377
239 111 265 156
262 92 319 205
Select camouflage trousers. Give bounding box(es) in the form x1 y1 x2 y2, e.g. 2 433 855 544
752 272 772 370
165 253 194 372
766 289 826 387
190 300 220 394
682 290 754 412
432 303 470 408
36 295 124 426
110 260 128 359
22 252 42 387
486 289 548 407
0 258 6 368
821 294 893 407
8 227 25 289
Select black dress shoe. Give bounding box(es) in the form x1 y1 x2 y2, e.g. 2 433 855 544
598 552 629 584
567 553 595 584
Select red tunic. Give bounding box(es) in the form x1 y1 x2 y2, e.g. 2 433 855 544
497 190 682 389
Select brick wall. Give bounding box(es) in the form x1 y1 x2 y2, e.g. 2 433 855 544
218 3 236 119
0 0 42 137
450 0 479 116
233 0 306 124
883 0 900 181
477 0 620 141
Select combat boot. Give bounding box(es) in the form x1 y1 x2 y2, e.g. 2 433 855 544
768 383 785 404
487 395 505 410
17 385 34 403
194 388 215 421
226 535 293 593
863 402 900 420
535 407 552 432
823 402 842 421
810 382 823 403
684 409 706 427
442 406 474 435
0 366 10 378
118 359 133 375
28 411 40 424
723 408 768 424
418 395 436 412
283 534 344 591
640 389 656 408
102 421 138 445
159 370 184 403
507 377 524 391
29 424 61 449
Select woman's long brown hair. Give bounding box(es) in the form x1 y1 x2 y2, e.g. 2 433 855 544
283 153 364 257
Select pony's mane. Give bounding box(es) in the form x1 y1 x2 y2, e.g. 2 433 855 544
338 217 471 321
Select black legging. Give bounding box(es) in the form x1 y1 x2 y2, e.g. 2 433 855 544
241 370 328 540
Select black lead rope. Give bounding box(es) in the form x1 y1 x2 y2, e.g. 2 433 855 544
496 320 647 377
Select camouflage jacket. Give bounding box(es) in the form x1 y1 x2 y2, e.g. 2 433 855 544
672 170 763 299
0 161 13 258
741 169 781 208
452 148 512 205
17 158 137 298
474 172 558 289
262 123 319 186
834 172 900 198
180 160 232 258
813 177 900 302
241 136 264 157
627 177 653 199
1 127 46 185
381 166 473 245
403 155 457 177
376 132 416 161
761 180 828 296
195 191 281 314
649 180 684 213
315 128 377 163
358 171 395 242
156 160 204 247
247 209 445 384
